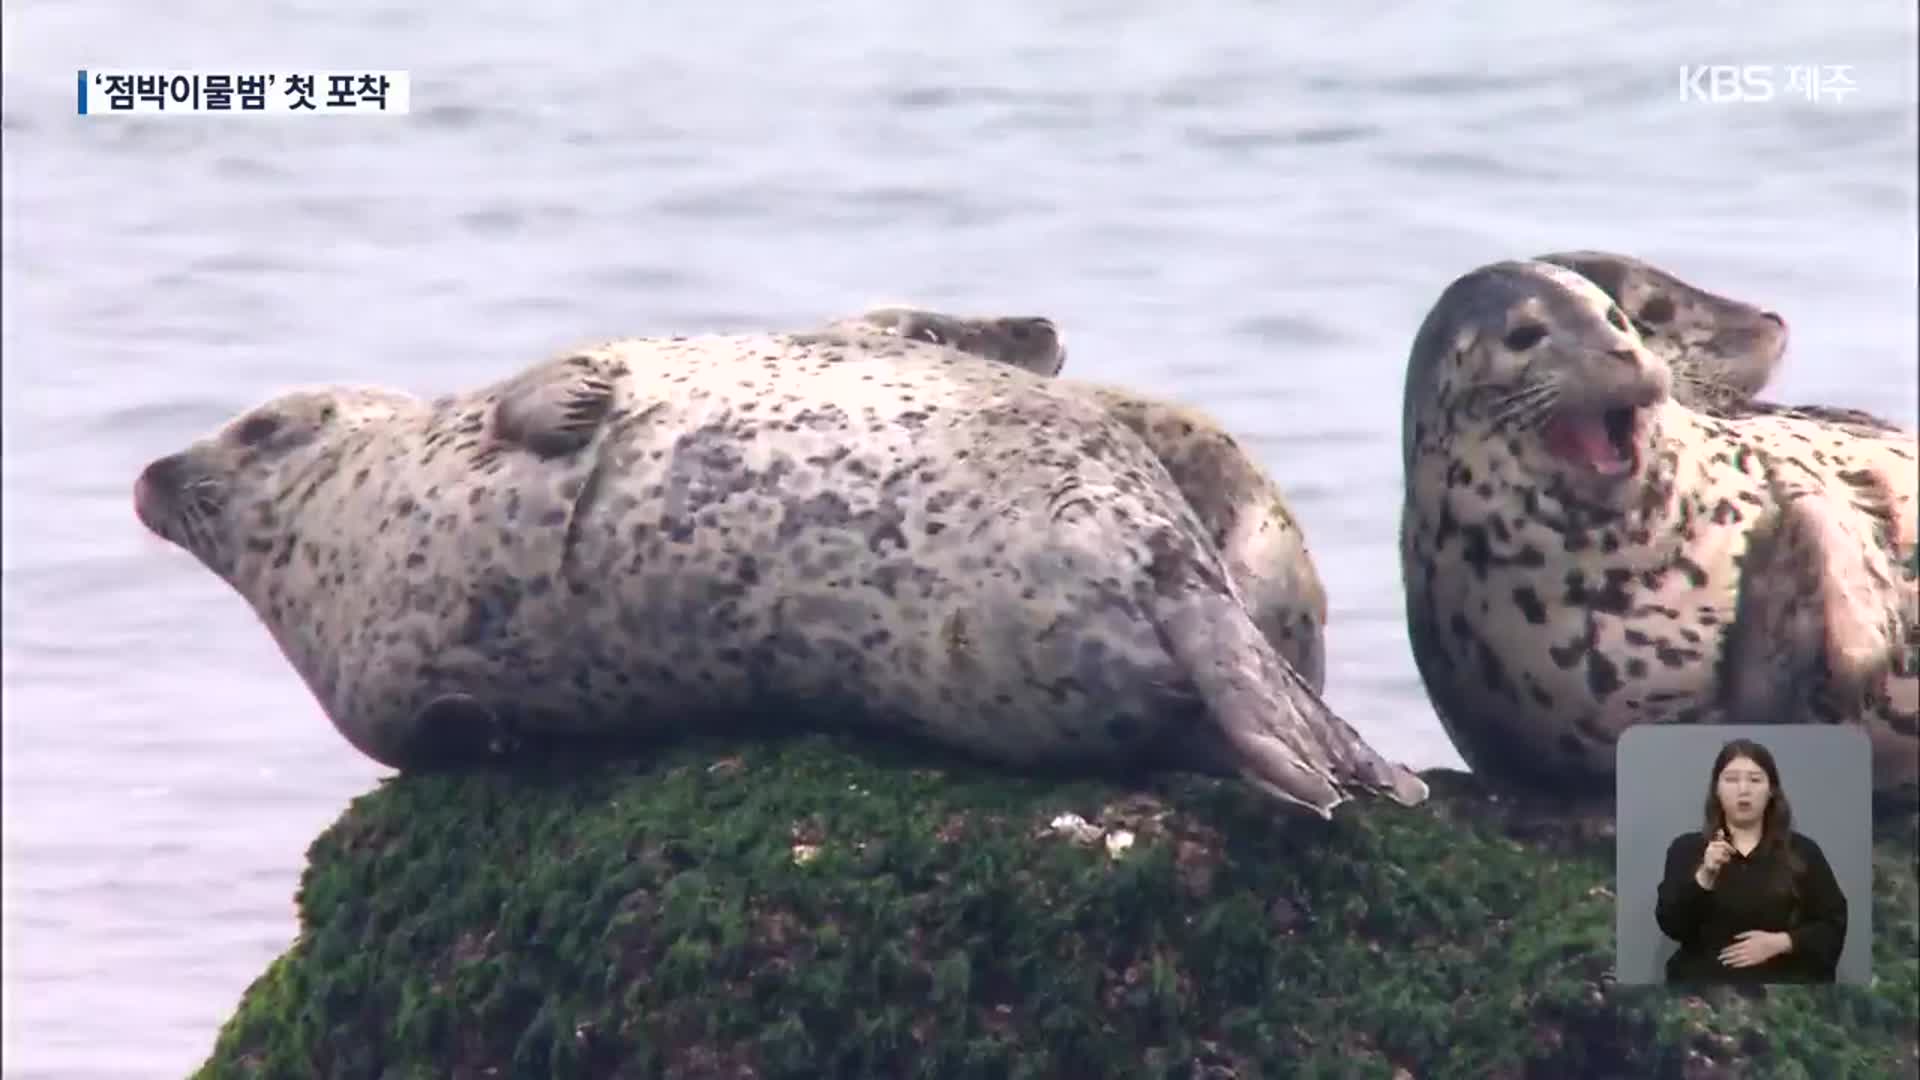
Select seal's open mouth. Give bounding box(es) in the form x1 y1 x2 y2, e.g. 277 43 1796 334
1543 407 1638 477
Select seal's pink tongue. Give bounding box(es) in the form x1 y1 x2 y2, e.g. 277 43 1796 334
1544 413 1629 475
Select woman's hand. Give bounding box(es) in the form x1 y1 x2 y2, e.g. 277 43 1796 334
1695 829 1735 889
1718 930 1792 969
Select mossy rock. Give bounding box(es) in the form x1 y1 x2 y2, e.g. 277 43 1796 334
196 733 1919 1079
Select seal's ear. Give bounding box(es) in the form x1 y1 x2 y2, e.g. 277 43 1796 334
1721 494 1896 724
488 354 617 459
407 692 521 767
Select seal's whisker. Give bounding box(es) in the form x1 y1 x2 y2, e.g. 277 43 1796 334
1486 379 1557 411
183 478 227 509
1487 380 1561 431
177 505 209 551
183 476 229 522
1508 393 1562 432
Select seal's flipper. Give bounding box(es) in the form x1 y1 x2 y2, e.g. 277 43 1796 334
407 692 520 767
1153 584 1428 817
489 354 617 459
853 307 955 345
1723 493 1899 723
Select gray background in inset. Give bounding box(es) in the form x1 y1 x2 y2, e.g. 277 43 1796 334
1614 725 1873 986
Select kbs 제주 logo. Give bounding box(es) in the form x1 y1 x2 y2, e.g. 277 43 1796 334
77 70 413 115
1677 64 1859 105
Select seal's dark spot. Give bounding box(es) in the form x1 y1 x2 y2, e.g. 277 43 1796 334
1477 640 1510 698
1461 525 1491 579
1549 628 1592 669
1674 555 1709 589
1561 571 1588 606
1512 586 1547 625
1594 569 1633 615
1587 650 1622 700
1637 295 1675 325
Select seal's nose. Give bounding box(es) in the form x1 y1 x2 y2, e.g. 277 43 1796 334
133 453 185 533
139 453 185 496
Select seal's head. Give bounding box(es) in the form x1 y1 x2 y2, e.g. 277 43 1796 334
845 307 1067 376
1535 250 1789 410
134 386 414 581
1404 259 1673 506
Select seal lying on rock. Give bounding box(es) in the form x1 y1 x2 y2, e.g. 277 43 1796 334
832 307 1068 377
1533 250 1791 416
829 306 1330 692
1538 249 1911 441
1398 258 1917 801
134 329 1427 817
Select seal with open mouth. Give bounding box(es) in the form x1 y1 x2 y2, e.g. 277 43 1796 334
1399 258 1916 804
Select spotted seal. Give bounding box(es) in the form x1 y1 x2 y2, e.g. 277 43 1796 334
1399 258 1917 802
134 328 1428 817
1539 250 1911 442
829 307 1068 377
1534 250 1791 415
827 306 1330 691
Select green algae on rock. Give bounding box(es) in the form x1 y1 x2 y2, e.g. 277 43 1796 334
196 735 1919 1079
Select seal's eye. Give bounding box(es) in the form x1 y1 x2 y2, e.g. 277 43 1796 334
1503 323 1548 351
1604 306 1631 333
236 415 281 446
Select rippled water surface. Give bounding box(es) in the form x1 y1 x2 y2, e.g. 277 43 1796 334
4 2 1917 1075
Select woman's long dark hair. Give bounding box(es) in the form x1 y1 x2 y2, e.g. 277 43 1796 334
1701 738 1803 898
